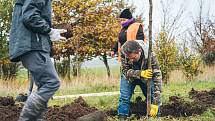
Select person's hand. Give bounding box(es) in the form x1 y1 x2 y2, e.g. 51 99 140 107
107 51 115 58
150 104 158 117
140 69 153 78
49 28 67 41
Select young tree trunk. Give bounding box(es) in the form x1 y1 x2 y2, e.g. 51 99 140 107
101 53 110 77
147 0 153 117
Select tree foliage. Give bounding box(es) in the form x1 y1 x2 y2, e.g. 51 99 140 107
0 0 13 61
52 0 123 77
154 31 179 84
179 47 202 81
52 0 121 58
189 0 215 65
0 0 19 80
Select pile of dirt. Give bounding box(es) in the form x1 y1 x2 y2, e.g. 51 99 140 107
161 96 206 117
130 96 147 118
45 96 98 121
161 88 215 117
105 96 147 119
189 88 215 111
106 88 215 118
0 96 22 121
0 96 98 121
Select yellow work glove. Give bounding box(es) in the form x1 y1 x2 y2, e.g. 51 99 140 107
150 104 158 117
140 69 153 78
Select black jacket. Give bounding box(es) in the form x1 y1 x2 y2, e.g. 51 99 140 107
112 21 145 54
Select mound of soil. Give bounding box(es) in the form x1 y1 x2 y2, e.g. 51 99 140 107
161 96 206 117
45 96 98 121
106 88 215 118
189 88 215 110
0 96 98 121
161 88 215 117
0 96 22 121
130 96 147 118
0 88 214 120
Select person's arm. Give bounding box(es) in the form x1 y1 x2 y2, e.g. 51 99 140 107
136 24 145 40
22 0 51 34
120 52 141 81
112 42 118 54
151 52 162 105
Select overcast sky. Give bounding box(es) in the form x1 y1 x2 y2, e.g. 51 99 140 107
126 0 215 36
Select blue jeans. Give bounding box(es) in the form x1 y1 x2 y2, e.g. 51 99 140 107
118 75 160 117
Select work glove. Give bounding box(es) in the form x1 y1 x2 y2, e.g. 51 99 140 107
49 28 67 41
150 104 158 117
140 69 153 78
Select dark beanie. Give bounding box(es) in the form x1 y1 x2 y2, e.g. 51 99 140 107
120 8 132 19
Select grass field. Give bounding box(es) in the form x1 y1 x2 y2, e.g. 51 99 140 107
0 65 215 120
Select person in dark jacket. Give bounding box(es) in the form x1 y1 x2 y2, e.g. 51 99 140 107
110 8 145 58
9 0 67 120
118 40 162 120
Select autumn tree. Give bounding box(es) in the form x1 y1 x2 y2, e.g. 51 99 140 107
154 0 185 84
179 41 202 81
52 0 123 78
189 0 215 65
0 0 19 80
154 31 179 84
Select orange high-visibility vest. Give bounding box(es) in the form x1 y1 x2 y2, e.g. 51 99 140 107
118 22 147 62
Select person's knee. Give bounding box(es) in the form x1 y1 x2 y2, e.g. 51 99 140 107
46 78 60 92
119 95 131 104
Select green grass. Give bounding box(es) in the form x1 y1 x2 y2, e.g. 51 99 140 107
161 81 215 102
80 65 120 78
49 95 120 110
55 84 119 96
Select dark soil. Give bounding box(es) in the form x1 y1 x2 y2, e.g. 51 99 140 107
160 96 206 117
0 88 215 121
0 96 98 121
161 88 215 117
0 96 22 121
106 88 215 118
45 97 98 121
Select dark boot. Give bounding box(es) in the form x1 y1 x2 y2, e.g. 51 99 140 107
36 108 47 121
18 93 47 121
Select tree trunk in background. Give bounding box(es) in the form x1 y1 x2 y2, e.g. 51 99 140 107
102 53 110 77
67 56 71 80
162 72 169 84
55 58 70 79
0 62 19 80
72 56 81 77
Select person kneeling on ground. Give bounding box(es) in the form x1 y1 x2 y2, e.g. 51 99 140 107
118 40 162 120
